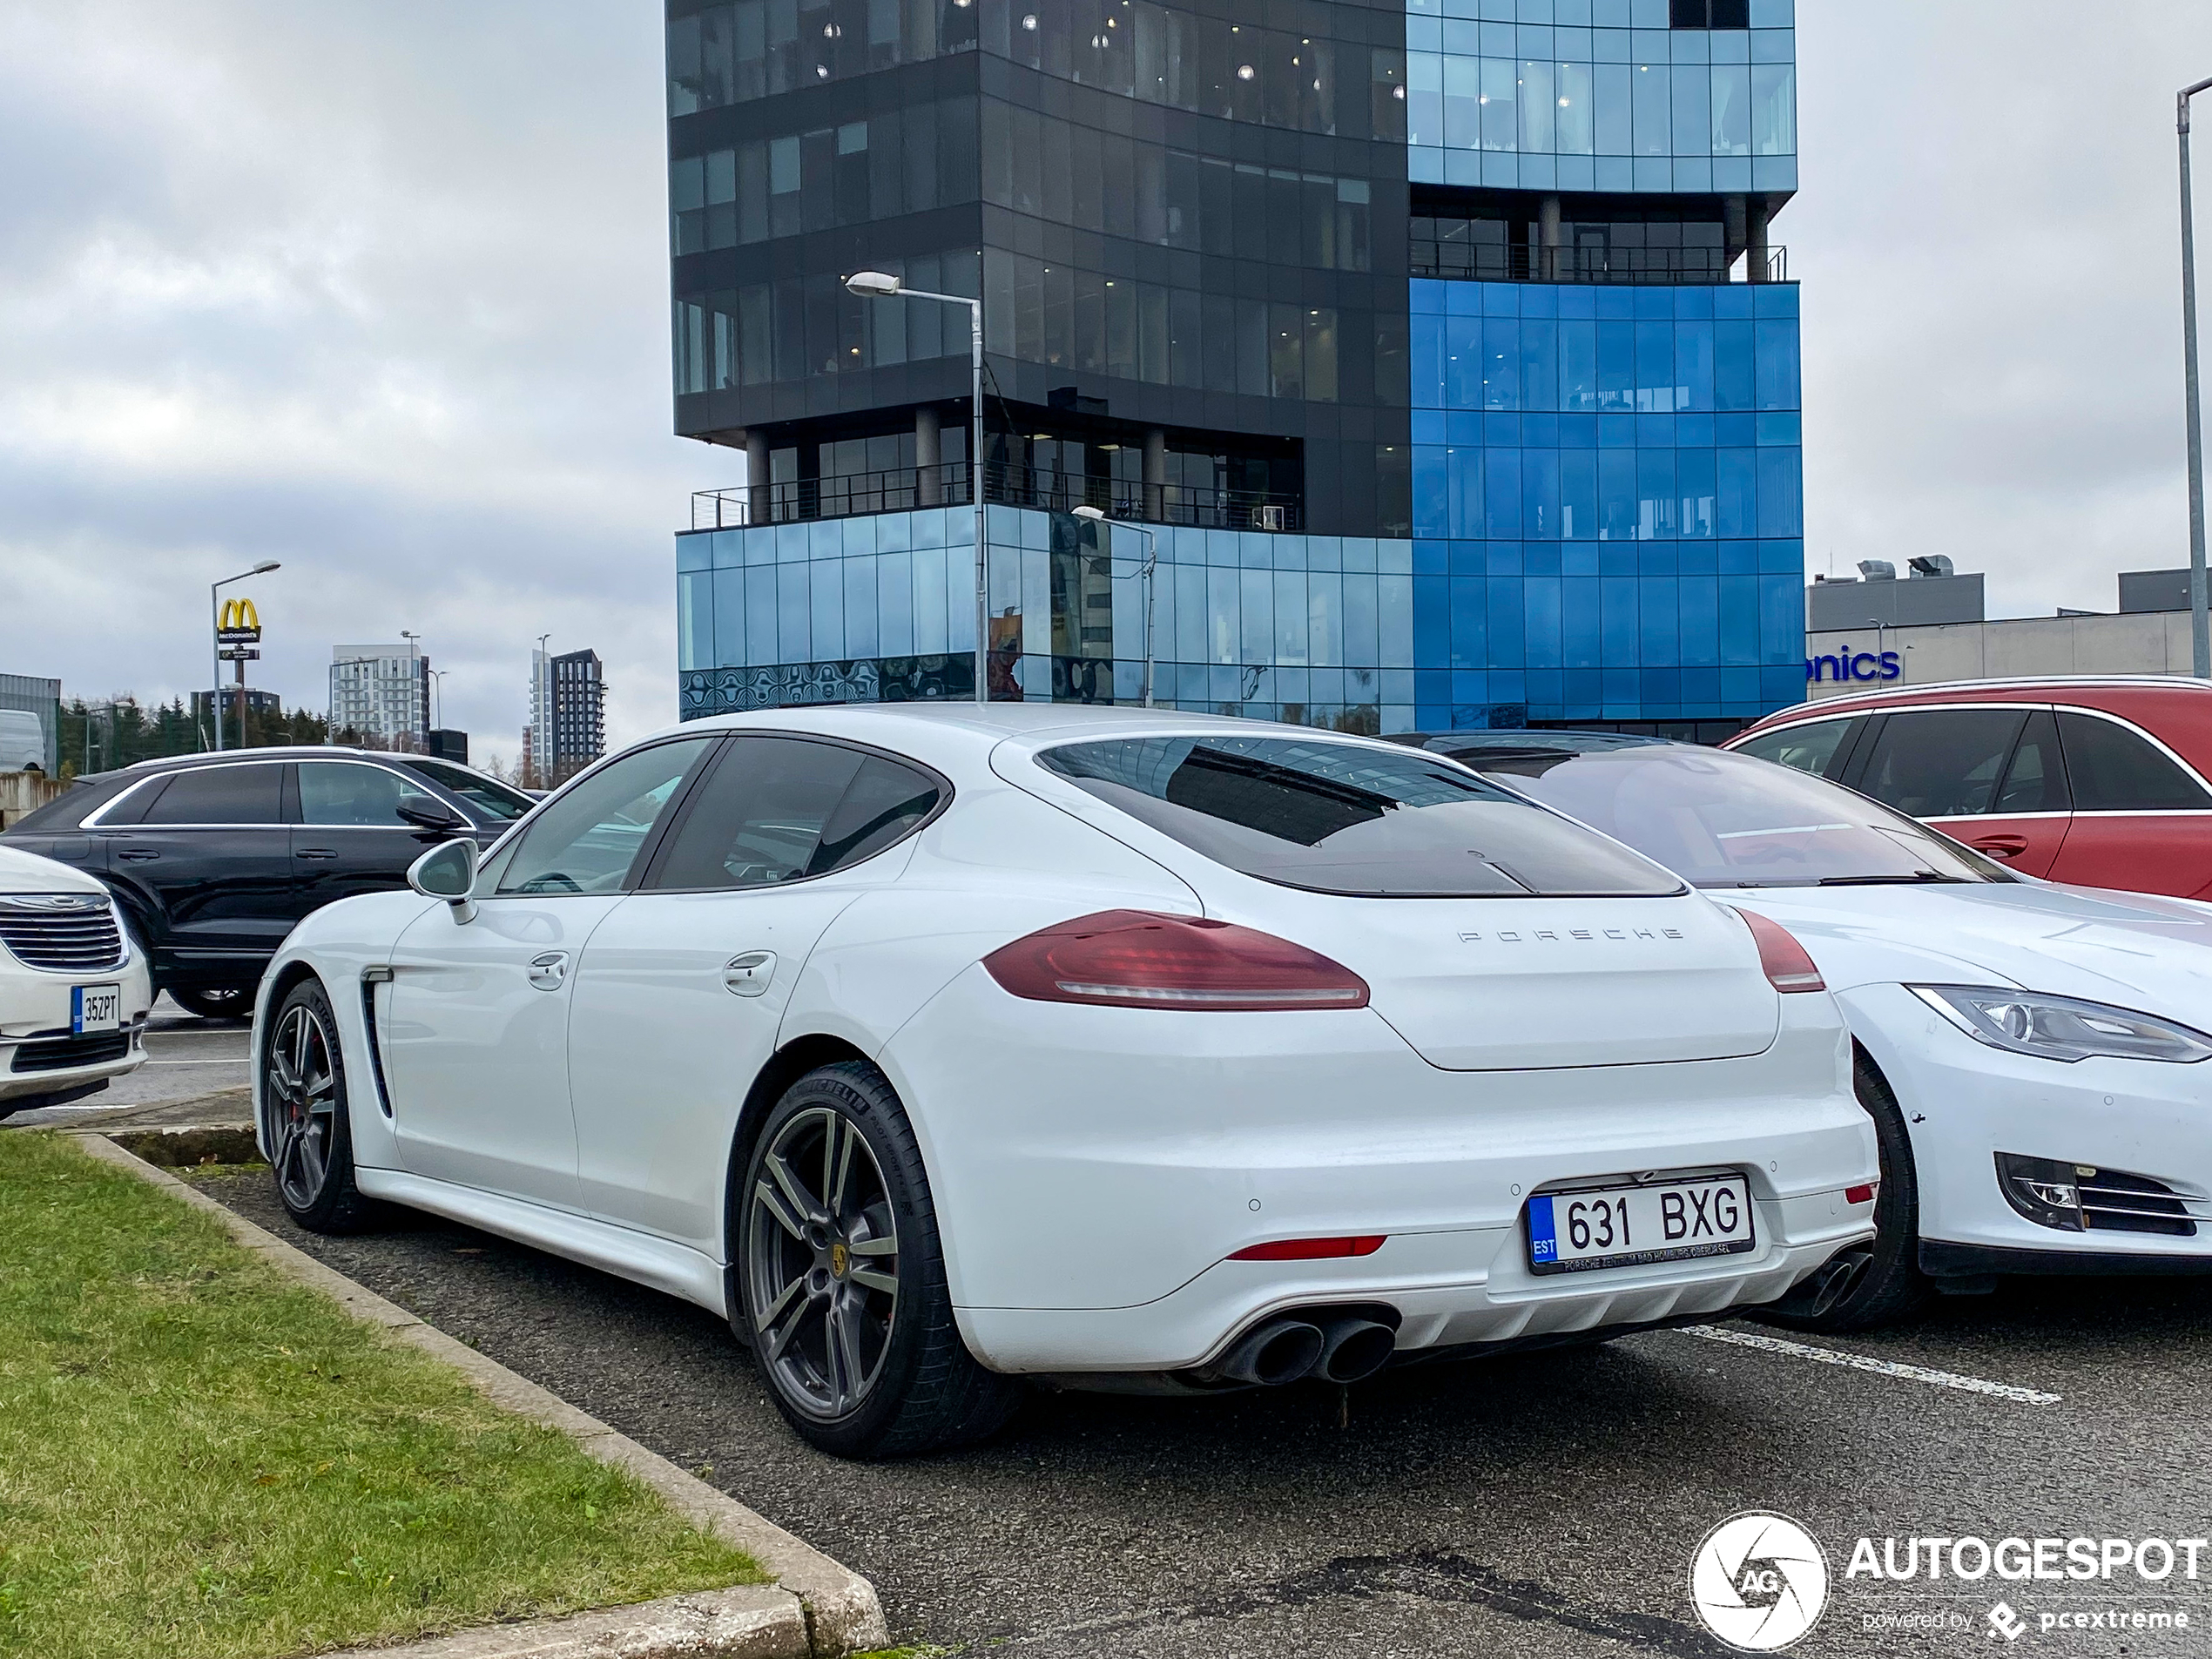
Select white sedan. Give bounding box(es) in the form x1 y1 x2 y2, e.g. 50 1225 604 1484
253 705 1875 1457
1422 730 2212 1331
0 843 152 1115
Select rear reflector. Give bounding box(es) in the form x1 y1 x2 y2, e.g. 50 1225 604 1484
1227 1235 1387 1261
982 909 1370 1012
1845 1183 1878 1205
1736 908 1826 994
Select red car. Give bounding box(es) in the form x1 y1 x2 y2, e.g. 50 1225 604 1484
1725 677 2212 900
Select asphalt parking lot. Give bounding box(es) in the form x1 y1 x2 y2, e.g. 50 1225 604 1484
195 1168 2212 1659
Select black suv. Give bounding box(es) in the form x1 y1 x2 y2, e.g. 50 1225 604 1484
1 748 532 1017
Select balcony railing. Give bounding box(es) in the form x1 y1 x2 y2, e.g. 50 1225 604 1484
1410 242 1789 285
691 462 1303 533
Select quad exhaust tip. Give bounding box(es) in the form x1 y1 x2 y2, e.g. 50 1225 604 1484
1206 1312 1398 1388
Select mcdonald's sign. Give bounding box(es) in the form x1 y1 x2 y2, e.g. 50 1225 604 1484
216 597 262 645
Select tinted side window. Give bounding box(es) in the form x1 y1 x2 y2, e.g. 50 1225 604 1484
137 764 285 826
1855 709 2027 819
1992 711 2070 813
1734 718 1855 779
403 759 533 821
299 762 416 826
2057 712 2212 811
811 756 943 874
648 738 937 890
496 738 718 895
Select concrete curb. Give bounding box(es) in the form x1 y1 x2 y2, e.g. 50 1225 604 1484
69 1134 891 1659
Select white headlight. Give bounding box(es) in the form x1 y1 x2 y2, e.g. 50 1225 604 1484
1910 985 2212 1065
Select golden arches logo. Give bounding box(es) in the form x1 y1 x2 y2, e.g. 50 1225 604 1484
219 598 260 631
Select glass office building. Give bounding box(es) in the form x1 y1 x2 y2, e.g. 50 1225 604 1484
670 0 1801 734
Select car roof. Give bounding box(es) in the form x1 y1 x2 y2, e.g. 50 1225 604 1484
1737 676 2212 731
637 702 1442 779
1397 729 1685 759
118 745 446 772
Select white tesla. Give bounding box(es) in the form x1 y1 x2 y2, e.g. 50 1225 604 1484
253 706 1875 1456
1418 730 2212 1332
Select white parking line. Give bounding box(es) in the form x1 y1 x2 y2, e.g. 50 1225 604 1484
1678 1324 2062 1406
146 1059 249 1067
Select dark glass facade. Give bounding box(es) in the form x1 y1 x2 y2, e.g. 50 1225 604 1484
669 0 1802 734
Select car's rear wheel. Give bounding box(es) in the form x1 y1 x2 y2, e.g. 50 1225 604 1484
737 1061 1019 1459
172 984 253 1021
261 979 374 1233
1753 1047 1931 1334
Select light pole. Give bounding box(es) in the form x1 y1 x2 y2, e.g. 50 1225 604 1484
845 271 988 704
1073 505 1159 708
210 560 280 752
2181 77 2212 678
427 667 445 734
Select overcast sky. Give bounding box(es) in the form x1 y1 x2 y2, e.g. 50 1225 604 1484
1 1 2207 761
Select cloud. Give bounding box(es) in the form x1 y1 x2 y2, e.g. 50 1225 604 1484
1792 0 2206 615
0 0 721 761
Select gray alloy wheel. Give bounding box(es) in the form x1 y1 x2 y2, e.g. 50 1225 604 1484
267 1000 338 1211
744 1105 901 1421
260 979 374 1233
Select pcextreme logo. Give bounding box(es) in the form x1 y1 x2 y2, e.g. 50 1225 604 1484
1689 1512 1831 1652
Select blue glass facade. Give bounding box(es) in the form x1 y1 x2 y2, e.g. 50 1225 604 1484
678 506 1424 731
1405 0 1797 197
1408 278 1802 725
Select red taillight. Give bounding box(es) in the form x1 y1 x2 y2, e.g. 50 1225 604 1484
981 909 1370 1011
1737 908 1825 994
1845 1183 1878 1205
1228 1235 1387 1261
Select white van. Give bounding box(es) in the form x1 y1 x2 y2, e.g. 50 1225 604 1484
0 710 47 772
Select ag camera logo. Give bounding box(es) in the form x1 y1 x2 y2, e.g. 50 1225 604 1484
1689 1512 1831 1652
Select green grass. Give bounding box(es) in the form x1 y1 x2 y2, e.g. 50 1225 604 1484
0 1131 761 1659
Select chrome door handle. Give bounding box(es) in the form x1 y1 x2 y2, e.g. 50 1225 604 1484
527 950 570 991
295 848 339 860
724 951 776 997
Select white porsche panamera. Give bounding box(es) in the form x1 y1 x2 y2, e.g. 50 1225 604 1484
1415 730 2212 1332
253 705 1876 1457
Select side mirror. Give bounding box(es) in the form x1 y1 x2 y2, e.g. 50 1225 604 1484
408 838 478 922
396 793 467 836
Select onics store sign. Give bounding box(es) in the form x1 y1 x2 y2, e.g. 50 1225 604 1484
1806 647 1901 685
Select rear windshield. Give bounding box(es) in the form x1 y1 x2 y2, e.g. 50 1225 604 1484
1461 744 2010 888
1036 736 1683 898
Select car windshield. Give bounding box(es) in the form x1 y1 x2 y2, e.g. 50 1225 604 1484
1453 742 2013 888
403 759 535 822
1036 735 1683 897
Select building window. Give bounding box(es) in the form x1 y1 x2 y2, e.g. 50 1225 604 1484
1669 0 1750 27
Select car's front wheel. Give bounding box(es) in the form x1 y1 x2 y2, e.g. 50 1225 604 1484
736 1061 1019 1458
261 978 374 1234
172 984 253 1021
1754 1047 1931 1334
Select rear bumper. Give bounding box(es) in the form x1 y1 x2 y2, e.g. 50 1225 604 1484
964 1194 1874 1374
882 965 1878 1374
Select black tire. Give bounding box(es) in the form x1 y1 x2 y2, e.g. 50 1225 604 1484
734 1061 1021 1459
1753 1046 1932 1334
172 984 254 1021
260 978 376 1233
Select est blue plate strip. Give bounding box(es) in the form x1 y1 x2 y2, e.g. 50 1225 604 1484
1527 1193 1558 1264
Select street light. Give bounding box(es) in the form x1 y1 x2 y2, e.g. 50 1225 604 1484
534 632 552 785
845 269 988 704
2180 76 2212 678
210 559 280 752
1073 505 1159 708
